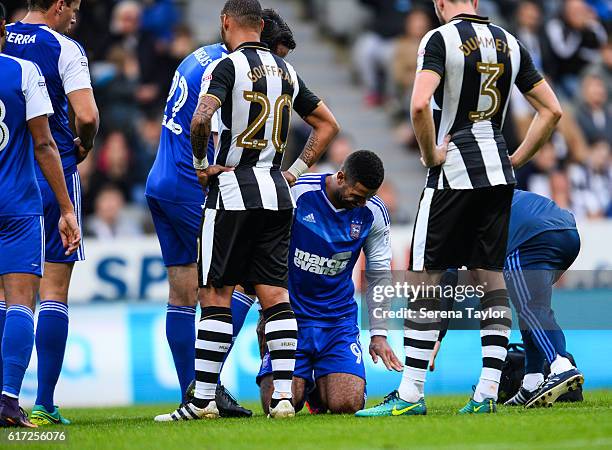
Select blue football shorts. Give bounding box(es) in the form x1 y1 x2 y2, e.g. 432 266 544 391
0 215 44 277
257 320 366 387
146 195 202 267
38 171 84 263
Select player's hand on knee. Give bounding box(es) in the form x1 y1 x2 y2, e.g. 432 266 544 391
369 336 403 371
428 340 441 372
59 212 81 256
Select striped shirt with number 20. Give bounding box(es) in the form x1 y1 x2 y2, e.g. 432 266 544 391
199 41 321 211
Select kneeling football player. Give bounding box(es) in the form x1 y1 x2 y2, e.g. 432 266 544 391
257 151 402 415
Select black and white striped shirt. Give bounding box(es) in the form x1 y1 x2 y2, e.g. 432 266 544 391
200 42 321 210
417 14 544 190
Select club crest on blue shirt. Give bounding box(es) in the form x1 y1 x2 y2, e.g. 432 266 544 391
350 221 362 240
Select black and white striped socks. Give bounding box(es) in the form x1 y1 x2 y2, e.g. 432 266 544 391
398 297 441 403
263 302 298 405
194 306 233 402
474 289 512 402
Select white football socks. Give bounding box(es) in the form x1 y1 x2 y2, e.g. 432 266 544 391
398 372 423 403
550 355 574 375
523 373 545 392
474 379 499 403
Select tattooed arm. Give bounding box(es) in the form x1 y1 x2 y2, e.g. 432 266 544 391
191 95 233 188
284 102 339 185
191 95 220 162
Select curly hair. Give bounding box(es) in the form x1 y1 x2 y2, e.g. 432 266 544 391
343 150 385 190
261 9 296 52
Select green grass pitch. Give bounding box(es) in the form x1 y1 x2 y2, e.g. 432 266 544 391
6 391 612 450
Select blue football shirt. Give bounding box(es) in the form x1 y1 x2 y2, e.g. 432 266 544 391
145 43 228 204
288 174 392 327
0 53 54 216
4 22 92 178
507 190 577 254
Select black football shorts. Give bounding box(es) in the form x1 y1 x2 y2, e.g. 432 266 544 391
409 185 514 271
197 208 293 289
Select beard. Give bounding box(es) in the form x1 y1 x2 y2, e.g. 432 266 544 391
333 189 349 209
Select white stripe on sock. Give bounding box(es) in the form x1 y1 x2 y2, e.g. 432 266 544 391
39 305 69 315
264 318 298 333
167 310 196 316
7 305 35 320
266 338 298 352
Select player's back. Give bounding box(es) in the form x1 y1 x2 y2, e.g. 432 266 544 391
0 54 46 216
4 22 90 177
212 43 298 169
507 190 577 254
289 174 391 325
418 14 543 190
203 42 313 210
145 43 227 204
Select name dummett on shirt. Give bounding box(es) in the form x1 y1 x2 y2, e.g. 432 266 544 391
459 36 511 57
248 64 295 86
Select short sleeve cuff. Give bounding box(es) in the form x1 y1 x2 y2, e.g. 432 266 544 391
200 92 222 107
64 82 92 95
26 106 54 122
518 77 545 94
295 99 322 119
418 68 443 78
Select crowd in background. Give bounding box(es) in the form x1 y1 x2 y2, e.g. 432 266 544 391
304 0 612 220
3 0 611 237
5 0 187 237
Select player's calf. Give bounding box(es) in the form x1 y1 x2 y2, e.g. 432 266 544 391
259 374 274 416
398 293 442 404
471 289 511 406
35 261 75 422
1 274 39 428
328 398 363 414
259 375 306 416
260 300 298 418
319 374 365 414
155 299 235 422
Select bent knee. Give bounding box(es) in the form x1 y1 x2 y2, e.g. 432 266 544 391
327 397 364 414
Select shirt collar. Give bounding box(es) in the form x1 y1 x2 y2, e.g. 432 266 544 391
235 41 269 52
452 14 490 24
